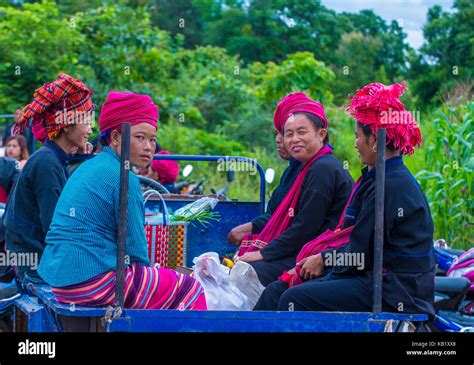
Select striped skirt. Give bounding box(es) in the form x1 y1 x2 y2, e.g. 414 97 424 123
52 263 207 310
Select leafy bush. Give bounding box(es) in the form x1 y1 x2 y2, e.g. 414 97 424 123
0 1 90 110
257 52 335 105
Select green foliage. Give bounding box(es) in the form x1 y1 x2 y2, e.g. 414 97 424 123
338 9 388 37
152 0 206 49
415 101 474 249
325 106 363 179
159 123 247 157
73 2 174 105
0 1 89 110
410 0 474 105
258 52 335 105
154 0 414 103
332 32 390 104
163 46 248 129
0 0 471 249
338 10 409 81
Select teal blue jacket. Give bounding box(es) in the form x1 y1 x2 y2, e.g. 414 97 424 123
38 147 150 287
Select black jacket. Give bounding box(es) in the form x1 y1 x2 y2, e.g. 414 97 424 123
324 156 436 316
3 140 70 258
251 158 302 234
261 154 354 261
0 157 20 243
0 157 19 195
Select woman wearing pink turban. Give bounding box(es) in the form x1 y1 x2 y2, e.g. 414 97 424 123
148 150 180 193
255 83 435 318
38 90 207 310
235 92 354 287
227 130 302 245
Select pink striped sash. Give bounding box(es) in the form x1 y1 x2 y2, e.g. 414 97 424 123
279 177 362 287
52 263 207 310
238 145 333 256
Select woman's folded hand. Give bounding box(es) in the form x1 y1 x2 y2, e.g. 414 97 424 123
299 254 324 281
227 222 252 245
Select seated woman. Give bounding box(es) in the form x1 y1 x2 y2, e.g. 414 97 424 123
235 92 354 286
3 73 94 282
147 149 180 193
227 129 302 244
38 91 206 310
254 83 436 317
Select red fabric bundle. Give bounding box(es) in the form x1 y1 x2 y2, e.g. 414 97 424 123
345 82 422 155
279 178 362 287
98 90 158 133
273 92 328 133
151 151 179 184
237 144 333 256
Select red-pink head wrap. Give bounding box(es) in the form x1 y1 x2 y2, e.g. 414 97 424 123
346 82 421 155
273 92 328 133
151 151 179 184
98 90 158 134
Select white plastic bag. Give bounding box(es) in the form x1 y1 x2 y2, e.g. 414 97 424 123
230 261 265 309
192 252 252 311
174 197 219 218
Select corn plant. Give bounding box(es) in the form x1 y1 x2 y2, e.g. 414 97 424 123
416 100 473 249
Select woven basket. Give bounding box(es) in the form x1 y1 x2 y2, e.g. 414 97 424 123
143 190 189 270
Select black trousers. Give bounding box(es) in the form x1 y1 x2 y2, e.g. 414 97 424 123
5 231 45 284
249 256 296 287
254 275 373 311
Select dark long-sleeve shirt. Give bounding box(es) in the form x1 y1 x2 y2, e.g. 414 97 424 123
251 158 302 234
261 154 354 261
324 156 436 316
0 157 20 243
3 140 70 270
0 157 20 195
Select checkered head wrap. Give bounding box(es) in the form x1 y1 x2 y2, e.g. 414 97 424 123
13 73 95 142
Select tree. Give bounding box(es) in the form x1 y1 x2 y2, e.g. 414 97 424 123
332 32 389 104
381 20 410 80
152 0 206 49
338 9 388 37
273 0 342 64
258 51 335 105
411 0 474 104
202 0 343 64
203 0 283 63
0 1 89 111
338 10 410 81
